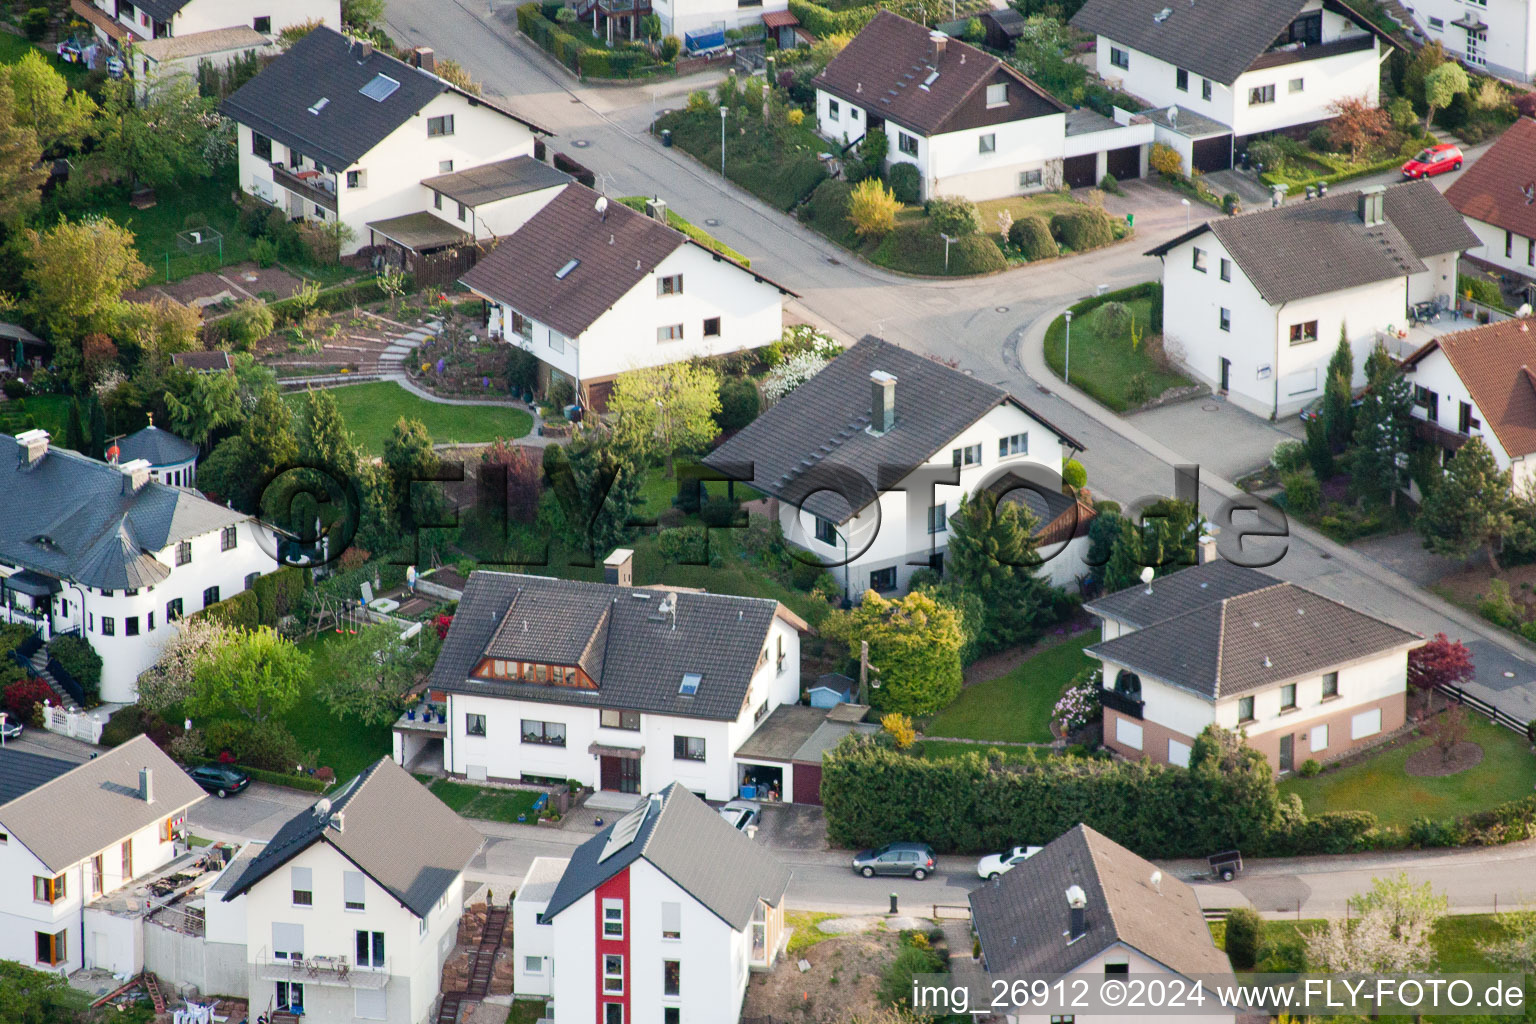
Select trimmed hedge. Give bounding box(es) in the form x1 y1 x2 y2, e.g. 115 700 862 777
869 224 1007 276
189 589 260 631
268 278 401 327
786 0 877 36
554 151 598 188
47 634 101 690
187 757 330 793
1008 215 1057 261
516 2 662 79
251 567 306 627
1049 206 1115 252
889 162 921 205
798 178 857 246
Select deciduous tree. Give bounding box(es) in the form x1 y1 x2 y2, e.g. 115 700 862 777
319 622 435 725
608 362 721 474
0 958 71 1024
1326 95 1391 161
0 79 44 226
1479 909 1536 973
23 217 149 381
185 626 309 724
98 78 215 187
135 617 230 715
848 177 898 237
1406 632 1474 692
0 49 96 153
1423 61 1469 128
1416 436 1513 570
823 589 965 716
1427 704 1469 763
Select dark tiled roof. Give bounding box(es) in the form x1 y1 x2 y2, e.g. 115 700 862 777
1147 181 1478 305
221 758 482 917
0 736 204 873
813 11 1064 137
431 571 791 721
971 824 1231 980
1083 559 1276 629
0 434 249 591
170 350 232 372
1444 117 1536 241
117 425 198 467
135 0 192 22
705 337 1083 523
220 27 549 171
421 155 571 207
542 784 790 929
1401 320 1536 459
0 748 75 805
1071 0 1387 86
988 473 1099 545
1087 582 1421 699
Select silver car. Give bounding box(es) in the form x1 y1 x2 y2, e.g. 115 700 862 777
718 799 762 832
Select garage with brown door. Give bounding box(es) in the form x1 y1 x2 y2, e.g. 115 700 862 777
734 704 878 805
1063 153 1098 189
1106 145 1141 180
1192 135 1234 173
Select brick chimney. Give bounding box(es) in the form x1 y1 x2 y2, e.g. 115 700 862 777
1357 185 1385 227
356 39 373 61
870 371 896 434
928 29 947 61
1066 885 1087 942
1198 526 1220 564
412 46 436 74
604 548 634 587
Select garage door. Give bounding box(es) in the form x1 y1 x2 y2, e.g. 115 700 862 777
1106 145 1140 180
1191 135 1233 173
1063 153 1097 189
792 763 822 805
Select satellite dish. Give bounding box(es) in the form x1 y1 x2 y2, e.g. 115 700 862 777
595 195 609 220
1168 104 1179 127
1140 566 1155 584
314 797 332 818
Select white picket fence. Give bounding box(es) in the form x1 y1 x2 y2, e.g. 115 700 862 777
42 702 105 744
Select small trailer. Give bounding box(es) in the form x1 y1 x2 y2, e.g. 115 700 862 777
1208 850 1243 882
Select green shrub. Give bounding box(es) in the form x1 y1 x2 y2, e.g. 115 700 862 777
250 567 306 627
1298 758 1322 777
1522 621 1536 643
250 236 279 268
660 35 680 61
1307 125 1332 151
948 234 1007 275
1458 272 1508 311
1125 371 1152 406
799 178 855 245
1270 439 1307 473
22 7 48 39
204 719 307 772
926 195 980 237
877 943 944 1009
656 525 709 564
1223 907 1264 969
786 0 877 36
1008 216 1057 261
715 377 760 431
190 589 260 631
1049 206 1115 252
1256 935 1308 973
1098 173 1124 196
889 162 921 204
1061 458 1087 491
1281 471 1321 518
789 555 827 591
1097 301 1132 338
699 496 738 527
1478 579 1521 629
0 622 36 657
47 634 101 688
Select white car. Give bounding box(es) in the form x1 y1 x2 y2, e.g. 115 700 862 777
718 799 762 832
976 845 1042 879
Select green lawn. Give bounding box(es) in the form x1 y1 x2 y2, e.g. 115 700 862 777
1219 913 1518 973
506 1000 549 1024
975 192 1090 228
419 777 541 823
923 629 1099 744
785 911 841 954
0 32 90 86
617 197 750 266
287 380 532 453
82 172 255 283
1278 716 1536 827
1042 298 1194 412
636 460 765 519
918 739 1048 764
0 394 72 438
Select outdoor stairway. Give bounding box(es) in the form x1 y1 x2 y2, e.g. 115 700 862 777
271 1013 301 1024
369 314 441 381
143 973 166 1015
468 904 509 997
435 993 463 1024
27 649 80 713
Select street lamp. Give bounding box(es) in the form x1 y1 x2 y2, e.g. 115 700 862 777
1180 197 1190 228
1064 309 1073 385
940 232 956 271
720 107 728 178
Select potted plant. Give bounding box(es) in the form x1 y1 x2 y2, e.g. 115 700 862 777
406 707 416 721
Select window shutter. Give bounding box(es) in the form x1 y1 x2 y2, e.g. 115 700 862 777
661 901 681 935
273 922 304 955
291 866 312 891
344 871 365 907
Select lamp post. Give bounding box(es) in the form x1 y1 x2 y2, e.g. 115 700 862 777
720 106 728 178
1064 309 1073 385
1180 197 1190 228
940 232 956 271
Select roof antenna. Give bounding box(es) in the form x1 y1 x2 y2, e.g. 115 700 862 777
595 195 609 221
609 234 615 245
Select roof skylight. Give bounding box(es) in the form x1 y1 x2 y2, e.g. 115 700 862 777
679 672 702 696
359 74 400 102
555 258 580 279
308 97 330 114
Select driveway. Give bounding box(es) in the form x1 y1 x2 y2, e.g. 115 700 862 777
1127 393 1303 482
185 782 322 842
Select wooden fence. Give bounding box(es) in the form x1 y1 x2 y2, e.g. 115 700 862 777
1438 684 1531 737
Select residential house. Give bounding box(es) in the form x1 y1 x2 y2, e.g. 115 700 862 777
1072 0 1394 170
0 736 204 975
1445 116 1536 299
79 0 338 44
1409 0 1533 81
1146 181 1478 418
518 783 791 1024
114 422 199 489
0 430 280 704
812 12 1155 199
459 182 795 410
129 26 274 100
1401 319 1536 494
207 758 482 1024
1084 558 1423 772
704 336 1089 600
648 0 791 48
417 156 571 244
409 550 807 802
970 823 1235 1024
221 28 552 257
511 857 566 999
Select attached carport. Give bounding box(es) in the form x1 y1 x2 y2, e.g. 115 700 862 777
1143 105 1233 174
1062 108 1155 189
366 211 473 256
734 704 878 805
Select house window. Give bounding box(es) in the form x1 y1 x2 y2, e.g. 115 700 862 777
1175 67 1188 92
344 871 366 911
1428 15 1443 28
222 525 238 551
658 324 684 342
1202 78 1212 101
828 98 840 121
1288 77 1304 93
951 443 981 467
1414 385 1440 422
1289 321 1318 345
509 310 533 341
166 598 183 622
101 616 115 636
466 713 487 737
1050 1018 1075 1024
927 503 946 534
253 15 271 31
986 82 1007 107
245 572 259 591
870 566 897 591
433 190 443 210
521 719 566 746
203 586 219 608
33 874 65 903
1110 46 1129 69
1281 683 1297 710
814 516 836 545
252 132 272 160
355 929 385 968
437 160 454 175
1506 231 1514 258
457 202 467 222
1192 247 1208 272
999 432 1028 456
658 274 684 295
427 114 455 137
604 1005 623 1024
600 709 641 730
1322 671 1339 698
524 956 544 974
35 930 65 966
1529 238 1534 266
603 899 624 938
176 540 191 565
1114 717 1143 750
1237 696 1255 723
604 954 624 993
125 616 139 636
673 735 706 761
1219 307 1231 332
291 867 312 906
1219 258 1231 281
665 1010 680 1024
898 132 918 156
661 901 682 939
346 169 366 189
1459 401 1480 434
1104 961 1130 975
703 316 721 337
122 838 134 878
90 855 102 896
1311 722 1329 750
1019 168 1042 188
1248 84 1275 105
276 982 304 1012
663 959 681 996
978 133 996 154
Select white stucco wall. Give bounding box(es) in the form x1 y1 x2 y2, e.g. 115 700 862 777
651 0 789 42
172 0 340 36
1405 343 1535 492
1212 651 1410 739
998 941 1234 1024
1414 0 1536 81
1462 215 1536 281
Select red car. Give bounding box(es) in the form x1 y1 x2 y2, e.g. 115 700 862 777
1401 143 1463 179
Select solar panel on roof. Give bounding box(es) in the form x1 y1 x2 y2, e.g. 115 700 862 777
597 802 650 863
359 74 400 102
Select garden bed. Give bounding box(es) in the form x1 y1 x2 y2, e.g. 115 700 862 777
922 628 1098 745
654 105 829 212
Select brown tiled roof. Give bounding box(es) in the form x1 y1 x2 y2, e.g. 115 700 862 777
1401 319 1536 459
761 9 798 28
812 11 1064 138
171 350 232 371
1444 117 1536 240
1146 181 1478 305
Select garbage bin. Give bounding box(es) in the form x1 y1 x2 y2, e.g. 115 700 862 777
1125 213 1134 228
661 129 673 148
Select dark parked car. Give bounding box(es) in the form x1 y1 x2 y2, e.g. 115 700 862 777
851 842 936 879
188 765 250 798
0 718 22 742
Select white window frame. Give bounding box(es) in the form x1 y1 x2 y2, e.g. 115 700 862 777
1350 708 1382 740
603 898 624 939
658 324 684 342
661 901 681 940
978 133 996 154
828 98 840 121
603 953 625 994
985 82 1007 107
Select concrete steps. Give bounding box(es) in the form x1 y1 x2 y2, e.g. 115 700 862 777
28 649 80 713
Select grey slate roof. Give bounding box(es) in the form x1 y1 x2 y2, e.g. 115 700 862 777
1087 581 1422 699
421 155 571 207
1083 559 1276 629
220 758 482 917
542 783 790 929
117 425 198 467
1145 181 1479 305
0 735 204 873
971 824 1231 980
134 0 192 23
220 27 550 172
0 748 75 805
0 434 250 591
705 336 1084 523
1071 0 1386 86
432 571 793 722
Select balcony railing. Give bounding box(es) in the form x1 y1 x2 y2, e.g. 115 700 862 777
1101 688 1144 720
270 163 338 213
255 952 389 989
1249 33 1374 71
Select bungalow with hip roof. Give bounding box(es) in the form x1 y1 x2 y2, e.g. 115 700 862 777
1145 180 1478 419
1444 117 1536 303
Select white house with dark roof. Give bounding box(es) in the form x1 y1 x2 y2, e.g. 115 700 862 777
128 26 274 100
1084 558 1423 773
414 552 807 801
705 336 1090 600
1146 181 1478 418
970 823 1235 1024
0 431 280 704
1410 0 1536 82
1072 0 1393 170
206 757 483 1024
80 0 337 45
459 182 795 411
1444 117 1536 291
114 422 199 488
525 784 790 1024
0 736 204 975
417 155 571 243
220 27 552 257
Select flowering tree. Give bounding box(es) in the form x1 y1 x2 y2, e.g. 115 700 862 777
1307 873 1446 973
1053 669 1102 734
1406 633 1474 692
764 351 831 401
